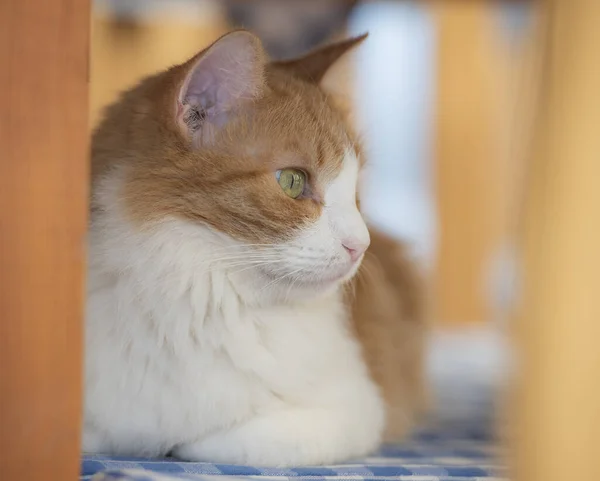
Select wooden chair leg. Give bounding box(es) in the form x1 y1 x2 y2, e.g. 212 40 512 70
513 1 600 480
432 2 510 327
0 1 90 480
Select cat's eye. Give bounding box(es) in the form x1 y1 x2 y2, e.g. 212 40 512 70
276 169 306 199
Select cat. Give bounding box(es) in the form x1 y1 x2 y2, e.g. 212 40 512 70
84 30 427 467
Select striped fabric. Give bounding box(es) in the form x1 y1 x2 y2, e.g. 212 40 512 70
83 420 503 481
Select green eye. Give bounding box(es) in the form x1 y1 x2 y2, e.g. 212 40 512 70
276 168 306 199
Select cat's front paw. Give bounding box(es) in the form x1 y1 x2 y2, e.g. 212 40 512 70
173 408 383 467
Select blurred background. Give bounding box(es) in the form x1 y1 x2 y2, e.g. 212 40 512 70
91 0 536 418
6 2 600 479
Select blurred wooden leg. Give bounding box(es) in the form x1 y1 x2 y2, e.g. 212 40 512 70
432 2 511 327
0 1 89 480
513 1 600 480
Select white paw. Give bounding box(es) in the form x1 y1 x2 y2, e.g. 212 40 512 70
173 408 382 467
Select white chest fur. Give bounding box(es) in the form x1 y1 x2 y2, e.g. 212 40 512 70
84 219 385 466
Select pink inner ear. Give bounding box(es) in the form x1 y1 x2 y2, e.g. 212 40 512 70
178 32 265 133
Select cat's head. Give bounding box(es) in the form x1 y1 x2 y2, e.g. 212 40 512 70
92 30 369 304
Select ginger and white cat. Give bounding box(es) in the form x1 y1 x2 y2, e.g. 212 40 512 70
85 31 426 467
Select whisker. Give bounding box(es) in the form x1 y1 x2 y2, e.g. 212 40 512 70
229 259 288 275
260 266 306 292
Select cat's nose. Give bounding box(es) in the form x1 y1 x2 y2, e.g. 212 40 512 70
342 239 369 262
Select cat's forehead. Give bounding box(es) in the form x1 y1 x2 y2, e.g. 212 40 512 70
241 74 358 180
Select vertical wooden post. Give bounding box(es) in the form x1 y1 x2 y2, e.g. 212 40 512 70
432 2 510 326
0 1 89 480
513 1 600 480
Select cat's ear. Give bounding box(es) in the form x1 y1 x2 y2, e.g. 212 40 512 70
271 33 368 85
176 30 267 145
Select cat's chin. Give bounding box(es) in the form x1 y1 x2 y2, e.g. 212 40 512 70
253 261 361 303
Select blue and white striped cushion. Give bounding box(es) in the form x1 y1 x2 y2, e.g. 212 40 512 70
82 420 503 481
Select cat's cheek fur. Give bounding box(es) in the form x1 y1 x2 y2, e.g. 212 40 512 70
253 149 368 300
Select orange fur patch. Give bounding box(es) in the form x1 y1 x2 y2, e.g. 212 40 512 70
349 230 429 441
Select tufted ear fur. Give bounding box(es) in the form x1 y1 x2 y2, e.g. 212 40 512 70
176 30 267 146
271 33 368 84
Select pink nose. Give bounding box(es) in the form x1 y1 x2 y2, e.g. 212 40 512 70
342 240 369 262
